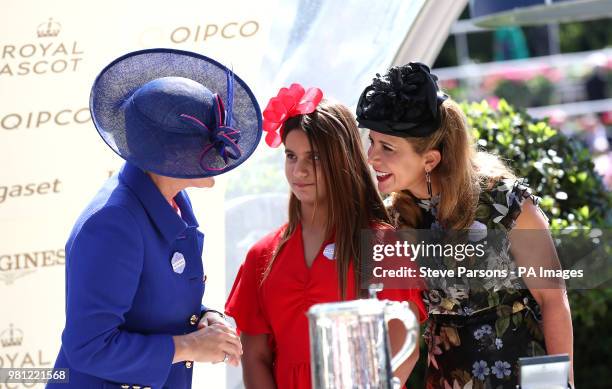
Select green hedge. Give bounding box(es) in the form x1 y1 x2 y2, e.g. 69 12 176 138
493 76 556 108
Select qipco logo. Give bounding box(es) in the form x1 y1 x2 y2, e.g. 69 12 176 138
0 108 90 131
170 20 259 44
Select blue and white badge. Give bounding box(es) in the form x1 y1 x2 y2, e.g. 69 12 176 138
323 243 335 260
171 251 186 274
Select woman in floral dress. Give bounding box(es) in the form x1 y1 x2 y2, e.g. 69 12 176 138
356 63 574 389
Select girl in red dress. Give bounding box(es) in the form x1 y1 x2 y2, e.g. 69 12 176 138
225 84 426 388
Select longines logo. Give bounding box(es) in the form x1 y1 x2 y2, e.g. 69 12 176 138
0 18 85 77
169 20 260 44
0 324 52 385
0 249 65 285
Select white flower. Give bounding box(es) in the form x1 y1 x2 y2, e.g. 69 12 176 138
482 243 518 292
463 306 474 315
481 325 492 335
447 286 468 300
473 329 484 340
472 360 490 380
492 203 509 224
495 338 503 350
491 360 511 379
468 221 488 241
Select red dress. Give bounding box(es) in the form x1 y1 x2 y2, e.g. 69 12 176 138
225 223 427 389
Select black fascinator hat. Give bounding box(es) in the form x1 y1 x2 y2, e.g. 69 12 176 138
356 62 448 137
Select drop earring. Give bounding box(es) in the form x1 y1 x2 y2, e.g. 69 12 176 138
426 170 432 200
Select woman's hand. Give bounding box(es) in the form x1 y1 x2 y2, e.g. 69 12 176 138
173 324 242 367
197 311 241 366
198 311 230 328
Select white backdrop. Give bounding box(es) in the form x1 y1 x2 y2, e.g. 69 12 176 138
0 1 426 388
1 1 272 387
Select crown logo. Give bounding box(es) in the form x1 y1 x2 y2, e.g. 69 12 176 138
0 324 24 348
37 18 61 38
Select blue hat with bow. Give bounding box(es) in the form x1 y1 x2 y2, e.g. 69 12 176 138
90 48 262 178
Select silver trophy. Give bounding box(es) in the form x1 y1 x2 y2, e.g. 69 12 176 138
307 286 419 389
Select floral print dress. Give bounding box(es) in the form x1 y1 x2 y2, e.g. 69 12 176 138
391 179 548 389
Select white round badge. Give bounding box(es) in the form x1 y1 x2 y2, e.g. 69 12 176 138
323 243 335 260
171 252 186 274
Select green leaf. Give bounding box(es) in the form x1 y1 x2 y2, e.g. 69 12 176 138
495 316 510 338
512 312 523 327
528 341 547 357
488 292 500 307
579 205 590 219
498 99 511 112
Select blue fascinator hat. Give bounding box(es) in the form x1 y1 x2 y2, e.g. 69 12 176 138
90 48 262 178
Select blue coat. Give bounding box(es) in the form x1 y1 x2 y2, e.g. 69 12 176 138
48 162 207 389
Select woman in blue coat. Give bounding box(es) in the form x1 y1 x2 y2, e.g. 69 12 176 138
47 48 262 389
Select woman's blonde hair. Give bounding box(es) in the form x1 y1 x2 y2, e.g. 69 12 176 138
390 99 515 229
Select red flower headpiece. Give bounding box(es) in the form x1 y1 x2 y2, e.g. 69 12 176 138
262 83 323 147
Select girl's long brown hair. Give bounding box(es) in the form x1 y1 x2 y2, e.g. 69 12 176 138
263 100 389 298
390 99 515 229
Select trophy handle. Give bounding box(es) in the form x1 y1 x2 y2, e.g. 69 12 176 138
384 301 419 372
